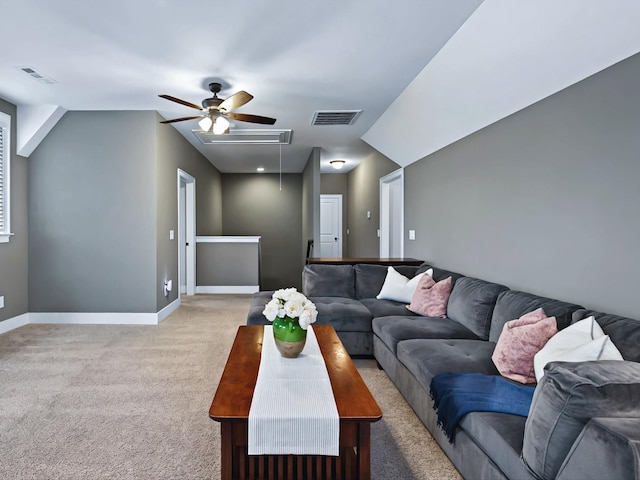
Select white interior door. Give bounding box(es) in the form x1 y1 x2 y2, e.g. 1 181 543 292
178 169 196 296
320 194 342 257
380 169 404 257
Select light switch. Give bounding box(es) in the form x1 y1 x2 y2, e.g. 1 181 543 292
377 229 381 238
169 230 174 240
409 230 416 240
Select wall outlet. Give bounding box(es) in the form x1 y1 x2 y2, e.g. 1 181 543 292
0 296 4 309
163 280 172 297
409 230 416 240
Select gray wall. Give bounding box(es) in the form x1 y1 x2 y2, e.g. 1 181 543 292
222 174 303 290
155 114 222 310
320 172 349 256
347 150 399 257
28 110 221 314
196 243 260 287
29 111 157 312
404 52 640 319
302 147 320 261
0 98 29 322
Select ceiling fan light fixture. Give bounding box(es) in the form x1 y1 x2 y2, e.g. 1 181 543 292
213 116 230 135
330 159 346 170
198 116 213 131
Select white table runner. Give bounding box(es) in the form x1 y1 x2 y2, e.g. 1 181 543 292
248 325 339 456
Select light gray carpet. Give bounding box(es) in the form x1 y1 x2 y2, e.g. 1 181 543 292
0 295 461 480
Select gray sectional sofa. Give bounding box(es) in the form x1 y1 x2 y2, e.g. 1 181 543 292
247 262 640 480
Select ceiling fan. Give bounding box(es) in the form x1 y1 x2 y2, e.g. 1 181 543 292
159 82 276 134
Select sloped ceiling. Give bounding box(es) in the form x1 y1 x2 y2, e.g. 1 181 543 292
2 1 640 173
363 1 640 166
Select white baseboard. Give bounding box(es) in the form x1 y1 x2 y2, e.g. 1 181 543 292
0 298 182 334
29 312 160 325
196 285 259 294
157 298 181 323
0 313 30 335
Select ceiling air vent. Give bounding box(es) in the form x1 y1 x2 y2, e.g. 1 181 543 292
19 67 57 84
311 110 361 126
192 129 292 145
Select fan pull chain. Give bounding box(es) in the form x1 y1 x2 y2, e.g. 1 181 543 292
279 143 282 191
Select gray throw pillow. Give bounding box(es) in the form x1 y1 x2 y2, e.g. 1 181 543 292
522 361 640 480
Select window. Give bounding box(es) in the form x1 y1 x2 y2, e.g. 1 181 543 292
0 111 11 243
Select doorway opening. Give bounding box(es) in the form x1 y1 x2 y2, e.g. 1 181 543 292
380 169 404 257
178 169 196 296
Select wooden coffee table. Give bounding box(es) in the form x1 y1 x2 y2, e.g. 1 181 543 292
209 325 382 480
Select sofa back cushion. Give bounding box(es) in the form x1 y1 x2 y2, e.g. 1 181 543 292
489 290 583 343
446 277 509 340
572 309 640 362
302 264 354 298
354 264 420 299
429 266 465 285
522 361 640 480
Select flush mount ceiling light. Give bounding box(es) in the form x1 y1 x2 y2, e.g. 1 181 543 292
330 160 346 170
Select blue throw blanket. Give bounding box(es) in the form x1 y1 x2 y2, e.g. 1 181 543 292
429 373 536 443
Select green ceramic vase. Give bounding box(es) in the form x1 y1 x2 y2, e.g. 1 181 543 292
272 316 307 358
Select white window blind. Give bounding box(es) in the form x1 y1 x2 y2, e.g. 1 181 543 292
0 122 5 231
0 111 10 240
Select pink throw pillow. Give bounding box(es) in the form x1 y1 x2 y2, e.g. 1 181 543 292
407 276 453 318
491 308 558 384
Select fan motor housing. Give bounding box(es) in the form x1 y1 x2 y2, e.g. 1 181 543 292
202 97 223 109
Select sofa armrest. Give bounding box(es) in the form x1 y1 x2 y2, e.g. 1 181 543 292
556 417 640 480
522 361 640 480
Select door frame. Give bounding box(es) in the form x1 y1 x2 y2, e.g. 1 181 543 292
320 194 343 257
380 168 404 257
177 169 196 296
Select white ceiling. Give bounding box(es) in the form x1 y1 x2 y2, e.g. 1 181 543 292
0 0 482 173
2 1 639 175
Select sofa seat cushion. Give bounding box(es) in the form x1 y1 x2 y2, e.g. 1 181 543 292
396 339 498 392
307 296 373 332
458 412 533 480
489 290 583 343
373 316 480 355
360 298 418 318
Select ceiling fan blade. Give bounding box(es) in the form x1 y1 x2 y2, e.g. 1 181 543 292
158 94 204 111
218 91 253 113
227 112 276 125
160 115 204 124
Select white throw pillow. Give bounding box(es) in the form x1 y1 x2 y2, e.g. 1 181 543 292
376 267 432 303
533 316 623 382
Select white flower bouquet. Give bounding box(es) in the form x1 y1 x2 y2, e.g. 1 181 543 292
262 287 318 329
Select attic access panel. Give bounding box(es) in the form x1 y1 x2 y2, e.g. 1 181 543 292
192 129 292 144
